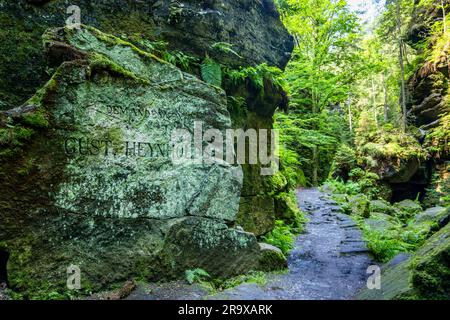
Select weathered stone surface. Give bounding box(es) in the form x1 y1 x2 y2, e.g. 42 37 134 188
394 199 423 221
357 223 450 300
348 194 370 218
160 217 261 278
0 0 293 110
365 212 396 233
356 258 415 300
0 0 295 247
257 242 287 271
410 222 450 299
0 25 267 297
237 196 275 236
415 206 448 224
423 162 450 207
369 200 394 215
379 157 421 184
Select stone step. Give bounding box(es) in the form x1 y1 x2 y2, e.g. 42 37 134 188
340 222 358 228
340 241 369 254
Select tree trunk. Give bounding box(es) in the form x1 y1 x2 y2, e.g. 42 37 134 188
312 146 318 187
347 96 353 132
397 0 407 132
383 71 389 123
442 0 447 34
371 76 378 128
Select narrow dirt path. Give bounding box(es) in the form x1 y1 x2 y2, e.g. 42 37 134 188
209 188 373 300
127 188 373 300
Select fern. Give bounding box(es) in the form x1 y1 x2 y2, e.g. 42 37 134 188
261 220 295 254
163 50 198 71
201 57 222 87
185 268 211 285
212 42 242 58
223 63 284 93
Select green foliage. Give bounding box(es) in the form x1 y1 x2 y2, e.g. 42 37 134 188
163 50 199 71
211 42 242 58
361 225 415 262
329 144 357 180
348 168 380 199
185 268 211 285
324 168 381 200
360 217 433 262
280 0 361 112
0 118 34 158
224 63 284 92
262 220 295 255
355 118 428 174
275 110 344 186
217 271 267 290
424 112 450 158
323 179 360 196
200 57 222 87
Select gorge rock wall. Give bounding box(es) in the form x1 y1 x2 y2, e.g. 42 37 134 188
0 1 294 297
0 0 293 110
405 0 450 207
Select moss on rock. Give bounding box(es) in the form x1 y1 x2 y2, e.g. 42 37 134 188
410 222 450 299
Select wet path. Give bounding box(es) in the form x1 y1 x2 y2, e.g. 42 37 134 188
210 188 373 300
128 188 373 300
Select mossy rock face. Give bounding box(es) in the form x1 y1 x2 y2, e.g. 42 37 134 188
423 162 450 208
356 255 417 300
257 243 287 272
160 217 261 279
0 25 266 297
365 212 396 233
231 110 289 236
237 196 275 236
369 200 395 215
329 144 356 181
410 222 450 299
357 223 450 300
0 0 293 110
349 194 370 218
274 191 303 225
394 199 422 221
414 207 449 225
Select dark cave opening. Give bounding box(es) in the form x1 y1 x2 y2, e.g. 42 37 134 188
390 183 427 203
0 249 9 286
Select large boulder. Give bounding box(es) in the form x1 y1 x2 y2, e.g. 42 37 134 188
0 0 295 244
409 221 450 299
369 200 395 215
0 25 266 298
357 222 450 300
415 206 449 225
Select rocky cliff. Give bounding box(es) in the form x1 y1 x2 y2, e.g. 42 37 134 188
0 1 294 298
0 0 293 110
406 0 450 207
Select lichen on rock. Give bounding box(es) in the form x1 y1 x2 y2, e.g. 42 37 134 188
0 25 270 297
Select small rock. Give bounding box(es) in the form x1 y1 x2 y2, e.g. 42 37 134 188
258 243 287 272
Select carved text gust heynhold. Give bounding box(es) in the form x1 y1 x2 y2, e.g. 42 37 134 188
64 137 169 158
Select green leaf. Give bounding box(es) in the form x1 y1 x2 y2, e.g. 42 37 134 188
201 58 222 87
